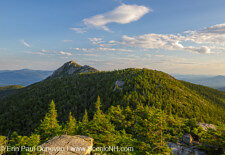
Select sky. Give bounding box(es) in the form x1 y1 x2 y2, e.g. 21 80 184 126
0 0 225 75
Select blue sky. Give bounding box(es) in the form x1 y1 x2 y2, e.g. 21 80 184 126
1 0 225 75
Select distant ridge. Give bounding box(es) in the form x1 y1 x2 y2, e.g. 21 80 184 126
174 74 225 89
0 69 53 86
0 64 225 136
49 61 98 78
0 85 24 99
0 85 24 91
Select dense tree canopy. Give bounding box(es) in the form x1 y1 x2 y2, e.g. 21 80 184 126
0 68 225 154
0 68 224 136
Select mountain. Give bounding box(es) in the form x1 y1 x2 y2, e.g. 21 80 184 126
174 74 225 89
0 69 53 86
0 85 24 91
218 87 225 92
173 74 213 82
0 61 224 137
0 61 225 154
49 61 98 79
0 85 24 99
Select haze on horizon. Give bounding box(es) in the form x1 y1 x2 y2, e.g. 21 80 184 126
0 0 225 75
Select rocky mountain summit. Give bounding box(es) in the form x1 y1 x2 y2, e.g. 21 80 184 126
50 61 98 78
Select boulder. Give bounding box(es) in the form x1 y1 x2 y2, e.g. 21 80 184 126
198 123 217 131
39 135 93 155
167 142 192 155
182 134 193 145
167 142 206 155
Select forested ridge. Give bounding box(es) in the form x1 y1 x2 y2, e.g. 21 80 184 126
0 66 225 154
0 85 24 99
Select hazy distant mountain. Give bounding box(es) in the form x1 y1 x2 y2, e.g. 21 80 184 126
218 87 225 92
173 74 213 81
174 74 225 89
0 69 53 86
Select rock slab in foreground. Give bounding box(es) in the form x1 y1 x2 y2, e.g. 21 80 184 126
40 135 93 155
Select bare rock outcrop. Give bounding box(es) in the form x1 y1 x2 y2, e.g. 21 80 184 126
198 123 217 131
113 80 125 91
39 135 93 155
182 134 193 145
168 133 207 155
167 142 206 155
50 61 98 79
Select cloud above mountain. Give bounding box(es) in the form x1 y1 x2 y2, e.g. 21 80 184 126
108 23 225 54
60 51 72 56
199 23 225 34
72 4 151 32
184 23 225 45
118 34 212 54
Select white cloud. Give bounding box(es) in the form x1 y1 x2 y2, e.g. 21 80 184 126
71 23 225 54
184 23 225 45
113 23 225 54
183 46 211 54
69 48 81 51
71 27 87 33
199 23 225 34
120 34 184 50
76 48 90 52
75 38 131 52
88 38 104 45
41 49 48 52
26 51 45 55
21 40 31 47
60 51 72 56
109 40 117 44
88 37 116 47
77 53 99 57
119 34 213 54
97 47 131 52
76 4 151 32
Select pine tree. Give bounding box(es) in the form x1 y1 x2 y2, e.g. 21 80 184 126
35 100 61 142
134 106 169 153
82 109 89 124
0 135 7 154
77 109 89 135
65 112 77 135
27 134 40 147
95 96 101 110
82 97 119 146
9 131 21 147
93 96 102 120
9 132 40 154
